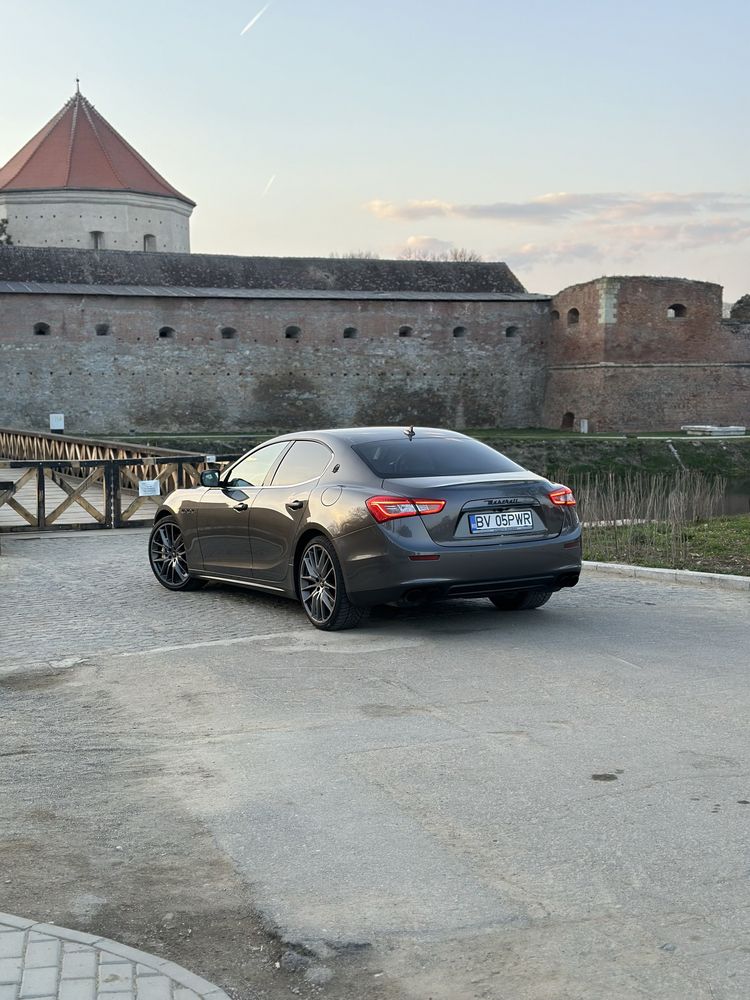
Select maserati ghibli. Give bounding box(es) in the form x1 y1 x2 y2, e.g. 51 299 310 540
148 427 581 630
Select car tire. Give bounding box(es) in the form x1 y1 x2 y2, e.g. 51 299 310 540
488 589 553 611
149 516 203 591
297 536 368 631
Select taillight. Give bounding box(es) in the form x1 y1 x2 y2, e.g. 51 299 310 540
548 486 576 506
366 496 446 523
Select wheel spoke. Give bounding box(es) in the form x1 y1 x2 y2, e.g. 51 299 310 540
151 522 191 588
298 544 338 623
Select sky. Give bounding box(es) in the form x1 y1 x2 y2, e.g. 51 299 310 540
2 0 750 299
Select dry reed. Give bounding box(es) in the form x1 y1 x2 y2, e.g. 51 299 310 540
563 470 726 566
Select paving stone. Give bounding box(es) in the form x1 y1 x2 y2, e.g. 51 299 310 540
0 932 25 958
31 925 101 948
0 957 23 983
24 938 60 969
61 948 97 979
19 965 58 997
0 911 230 999
59 979 96 1000
98 962 133 991
135 974 172 999
136 963 160 976
0 915 35 931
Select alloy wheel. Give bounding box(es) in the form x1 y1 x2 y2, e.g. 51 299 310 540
299 543 337 625
150 521 190 587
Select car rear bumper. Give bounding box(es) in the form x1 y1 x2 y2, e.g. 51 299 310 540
335 523 583 607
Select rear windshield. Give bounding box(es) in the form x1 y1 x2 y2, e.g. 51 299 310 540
352 436 524 479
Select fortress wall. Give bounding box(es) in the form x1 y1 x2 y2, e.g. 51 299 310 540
547 280 606 365
0 293 548 433
543 362 750 432
602 277 729 363
549 276 746 366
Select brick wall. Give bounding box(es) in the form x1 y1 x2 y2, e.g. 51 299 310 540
2 260 748 434
543 362 750 431
0 293 548 433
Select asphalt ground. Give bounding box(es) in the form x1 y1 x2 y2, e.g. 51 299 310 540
1 529 749 999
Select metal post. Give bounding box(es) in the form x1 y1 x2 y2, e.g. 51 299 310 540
109 462 122 529
36 466 46 530
104 461 113 529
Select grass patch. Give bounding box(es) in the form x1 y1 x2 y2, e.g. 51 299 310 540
585 514 750 576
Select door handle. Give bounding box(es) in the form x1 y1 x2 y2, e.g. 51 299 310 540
286 499 305 511
233 502 248 512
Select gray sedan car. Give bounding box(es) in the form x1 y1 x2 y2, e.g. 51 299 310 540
148 427 581 630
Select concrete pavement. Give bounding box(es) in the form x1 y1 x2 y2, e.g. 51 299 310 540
2 529 749 999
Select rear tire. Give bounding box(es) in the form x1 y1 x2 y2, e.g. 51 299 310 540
488 589 553 611
297 536 368 631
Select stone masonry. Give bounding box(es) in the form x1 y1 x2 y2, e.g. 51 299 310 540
0 248 748 433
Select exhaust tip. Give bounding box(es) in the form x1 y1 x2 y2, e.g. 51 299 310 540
401 588 428 606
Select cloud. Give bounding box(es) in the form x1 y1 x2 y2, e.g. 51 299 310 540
401 235 454 253
502 241 602 268
366 191 750 225
497 217 750 273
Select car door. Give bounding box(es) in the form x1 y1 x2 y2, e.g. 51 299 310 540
195 441 290 577
250 440 334 582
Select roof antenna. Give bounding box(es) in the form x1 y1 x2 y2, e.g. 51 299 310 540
75 76 80 94
404 425 416 440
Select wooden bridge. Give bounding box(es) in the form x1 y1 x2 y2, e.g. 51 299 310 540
0 428 238 532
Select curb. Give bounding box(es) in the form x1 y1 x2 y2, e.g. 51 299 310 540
0 912 231 999
583 560 750 592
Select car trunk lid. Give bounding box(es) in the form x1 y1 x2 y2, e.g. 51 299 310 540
382 473 564 543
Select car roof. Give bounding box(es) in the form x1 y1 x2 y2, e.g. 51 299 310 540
265 426 470 448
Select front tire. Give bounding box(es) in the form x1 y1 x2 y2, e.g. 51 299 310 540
297 536 368 631
488 589 553 611
149 517 203 591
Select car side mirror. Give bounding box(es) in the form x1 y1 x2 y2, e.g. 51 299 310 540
200 469 221 487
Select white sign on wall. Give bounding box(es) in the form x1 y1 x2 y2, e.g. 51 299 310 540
205 454 217 464
579 418 589 434
138 479 161 497
49 413 65 431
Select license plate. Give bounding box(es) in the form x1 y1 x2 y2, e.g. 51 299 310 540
468 510 534 533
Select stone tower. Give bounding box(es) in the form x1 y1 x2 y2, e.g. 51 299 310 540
0 87 194 253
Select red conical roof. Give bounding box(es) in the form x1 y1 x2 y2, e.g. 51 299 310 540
0 89 194 206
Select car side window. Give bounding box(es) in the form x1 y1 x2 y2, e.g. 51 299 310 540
270 441 332 487
225 442 288 488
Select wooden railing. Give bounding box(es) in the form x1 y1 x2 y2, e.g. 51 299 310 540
0 426 199 462
0 428 240 532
